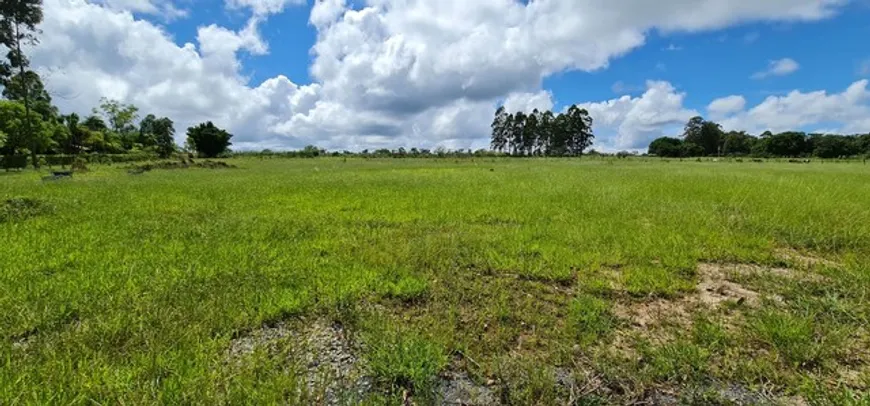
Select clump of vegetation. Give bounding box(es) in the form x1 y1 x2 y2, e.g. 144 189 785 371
71 156 88 172
364 322 447 399
126 160 236 172
748 309 846 368
568 293 614 346
0 197 52 223
186 122 233 158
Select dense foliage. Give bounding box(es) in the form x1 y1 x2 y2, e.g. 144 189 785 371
489 105 594 156
649 116 870 158
185 121 233 158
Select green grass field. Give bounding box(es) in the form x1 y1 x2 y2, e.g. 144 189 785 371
2 158 869 405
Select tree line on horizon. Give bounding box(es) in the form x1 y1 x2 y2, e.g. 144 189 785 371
649 116 870 159
0 0 234 168
489 105 595 156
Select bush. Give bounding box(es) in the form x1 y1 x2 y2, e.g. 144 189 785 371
72 157 89 172
1 155 28 170
186 122 233 158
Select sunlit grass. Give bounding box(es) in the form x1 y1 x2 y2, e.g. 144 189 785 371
1 157 869 404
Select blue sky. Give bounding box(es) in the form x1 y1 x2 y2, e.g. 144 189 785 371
31 0 870 151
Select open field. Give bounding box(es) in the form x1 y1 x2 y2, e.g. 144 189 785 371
2 158 869 405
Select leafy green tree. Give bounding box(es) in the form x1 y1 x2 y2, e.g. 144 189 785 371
186 121 232 158
766 132 808 157
522 110 539 156
0 0 45 167
681 141 705 157
538 110 554 155
2 70 55 120
565 105 594 156
138 114 175 157
722 131 755 156
511 112 525 156
138 114 158 147
152 117 176 158
94 97 138 150
0 99 50 156
648 137 684 157
811 134 852 158
60 113 86 154
682 116 723 156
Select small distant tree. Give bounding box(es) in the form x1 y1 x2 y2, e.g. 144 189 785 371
186 121 232 158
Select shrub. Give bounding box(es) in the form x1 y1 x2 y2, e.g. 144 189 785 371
186 122 233 158
72 157 89 172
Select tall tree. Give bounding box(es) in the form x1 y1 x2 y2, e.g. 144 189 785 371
682 116 723 156
60 113 84 154
565 105 594 156
138 114 158 147
722 131 755 156
0 0 44 167
490 106 508 153
522 110 539 156
94 97 139 150
152 117 176 158
186 121 232 158
511 112 525 156
2 69 54 120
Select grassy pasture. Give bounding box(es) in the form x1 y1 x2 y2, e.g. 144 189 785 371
1 158 869 404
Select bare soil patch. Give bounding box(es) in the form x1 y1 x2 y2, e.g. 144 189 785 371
228 319 371 405
775 248 841 269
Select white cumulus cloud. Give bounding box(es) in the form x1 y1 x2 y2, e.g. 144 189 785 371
751 58 800 79
707 95 747 118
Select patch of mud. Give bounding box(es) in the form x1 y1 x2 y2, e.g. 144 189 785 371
437 371 498 405
645 383 770 405
228 319 371 405
775 248 841 269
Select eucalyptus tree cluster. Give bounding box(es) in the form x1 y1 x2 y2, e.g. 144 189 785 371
490 105 594 157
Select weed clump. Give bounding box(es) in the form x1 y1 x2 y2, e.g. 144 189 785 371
364 323 447 399
1 197 52 223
